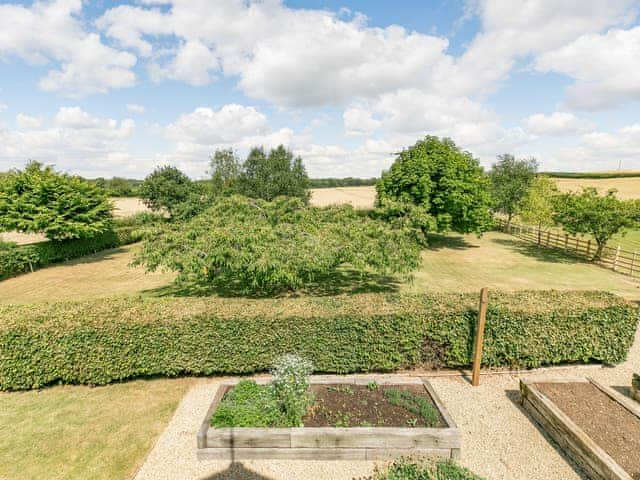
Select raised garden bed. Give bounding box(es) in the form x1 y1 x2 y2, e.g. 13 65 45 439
633 374 639 403
520 377 640 480
197 376 460 460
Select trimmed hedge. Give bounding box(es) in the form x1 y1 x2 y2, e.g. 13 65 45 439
0 227 141 281
0 290 637 390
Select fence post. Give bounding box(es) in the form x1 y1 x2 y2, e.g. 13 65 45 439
586 240 591 258
564 234 568 251
471 287 489 387
632 252 637 276
546 231 551 247
613 246 621 271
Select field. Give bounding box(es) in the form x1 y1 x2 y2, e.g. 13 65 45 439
0 378 193 480
553 176 640 199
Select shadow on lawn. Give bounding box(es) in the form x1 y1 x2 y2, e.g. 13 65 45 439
491 238 586 265
504 389 588 480
425 234 478 251
202 462 275 480
146 269 401 299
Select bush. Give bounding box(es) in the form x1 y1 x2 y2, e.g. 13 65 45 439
271 354 314 426
370 457 486 480
0 290 636 391
0 227 139 281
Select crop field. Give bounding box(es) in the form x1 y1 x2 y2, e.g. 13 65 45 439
553 176 640 199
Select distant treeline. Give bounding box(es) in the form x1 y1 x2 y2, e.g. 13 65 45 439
88 176 378 196
543 171 640 179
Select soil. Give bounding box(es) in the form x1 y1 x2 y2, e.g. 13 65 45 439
302 384 445 428
536 382 640 480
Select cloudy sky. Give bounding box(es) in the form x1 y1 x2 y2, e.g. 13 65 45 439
0 0 639 179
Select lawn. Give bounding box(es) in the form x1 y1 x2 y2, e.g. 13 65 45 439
0 378 193 480
406 231 640 301
0 243 175 305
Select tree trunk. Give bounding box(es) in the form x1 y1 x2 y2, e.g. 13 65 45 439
592 241 605 261
506 212 513 230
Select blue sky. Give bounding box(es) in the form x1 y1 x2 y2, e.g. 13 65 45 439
0 0 639 179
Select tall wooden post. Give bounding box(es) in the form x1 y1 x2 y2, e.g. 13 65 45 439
472 287 489 387
613 246 621 271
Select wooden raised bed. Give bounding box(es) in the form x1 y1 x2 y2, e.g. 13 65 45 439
520 377 640 480
197 376 461 460
633 374 639 403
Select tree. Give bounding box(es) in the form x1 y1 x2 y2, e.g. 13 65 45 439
375 136 493 237
209 148 241 195
134 195 420 294
554 188 639 260
139 165 194 217
489 154 538 227
238 145 310 202
0 161 113 240
519 176 559 244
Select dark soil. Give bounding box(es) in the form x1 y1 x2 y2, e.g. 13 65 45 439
536 382 640 480
303 384 445 428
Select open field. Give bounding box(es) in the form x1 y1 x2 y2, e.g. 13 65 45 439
554 176 640 199
0 244 175 305
0 378 193 480
310 186 376 208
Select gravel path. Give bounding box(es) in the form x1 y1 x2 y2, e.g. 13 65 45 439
135 327 640 480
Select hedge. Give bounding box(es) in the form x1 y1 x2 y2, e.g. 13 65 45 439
0 290 637 390
0 227 142 281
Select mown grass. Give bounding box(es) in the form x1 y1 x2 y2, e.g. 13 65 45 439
0 378 192 480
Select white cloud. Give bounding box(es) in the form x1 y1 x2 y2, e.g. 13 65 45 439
16 113 43 130
126 103 146 115
0 103 7 113
523 112 594 136
148 40 219 86
0 0 136 97
0 107 137 177
343 106 381 136
535 26 640 110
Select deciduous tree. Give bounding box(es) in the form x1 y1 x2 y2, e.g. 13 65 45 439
489 154 538 227
0 161 113 240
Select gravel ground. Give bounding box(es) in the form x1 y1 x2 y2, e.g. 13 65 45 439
134 327 640 480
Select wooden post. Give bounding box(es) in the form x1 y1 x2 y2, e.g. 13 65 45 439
471 287 489 387
564 234 568 251
613 246 621 271
586 239 591 258
546 231 550 247
631 252 637 276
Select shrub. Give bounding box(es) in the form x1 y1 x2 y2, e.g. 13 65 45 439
271 354 314 426
0 290 636 391
370 457 486 480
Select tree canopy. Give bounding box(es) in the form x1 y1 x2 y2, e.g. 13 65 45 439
489 154 538 225
209 148 241 195
0 161 113 240
554 188 639 259
237 146 310 201
375 136 493 238
135 195 420 294
139 165 194 217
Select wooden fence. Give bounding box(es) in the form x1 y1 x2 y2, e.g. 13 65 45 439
495 218 640 278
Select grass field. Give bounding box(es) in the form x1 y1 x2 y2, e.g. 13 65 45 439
553 176 640 199
0 378 193 480
0 243 174 304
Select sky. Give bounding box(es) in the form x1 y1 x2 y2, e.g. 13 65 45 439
0 0 639 179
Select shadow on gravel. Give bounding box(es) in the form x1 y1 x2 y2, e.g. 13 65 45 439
505 389 588 480
202 462 274 480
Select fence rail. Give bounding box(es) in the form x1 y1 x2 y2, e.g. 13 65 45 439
495 218 640 278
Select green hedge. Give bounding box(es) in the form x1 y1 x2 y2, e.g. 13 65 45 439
0 291 637 390
0 227 141 281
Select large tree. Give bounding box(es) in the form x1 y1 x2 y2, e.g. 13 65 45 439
209 148 241 195
238 145 310 202
489 154 538 227
0 161 113 240
375 136 493 238
519 175 559 244
554 188 639 260
134 195 420 294
139 165 194 217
